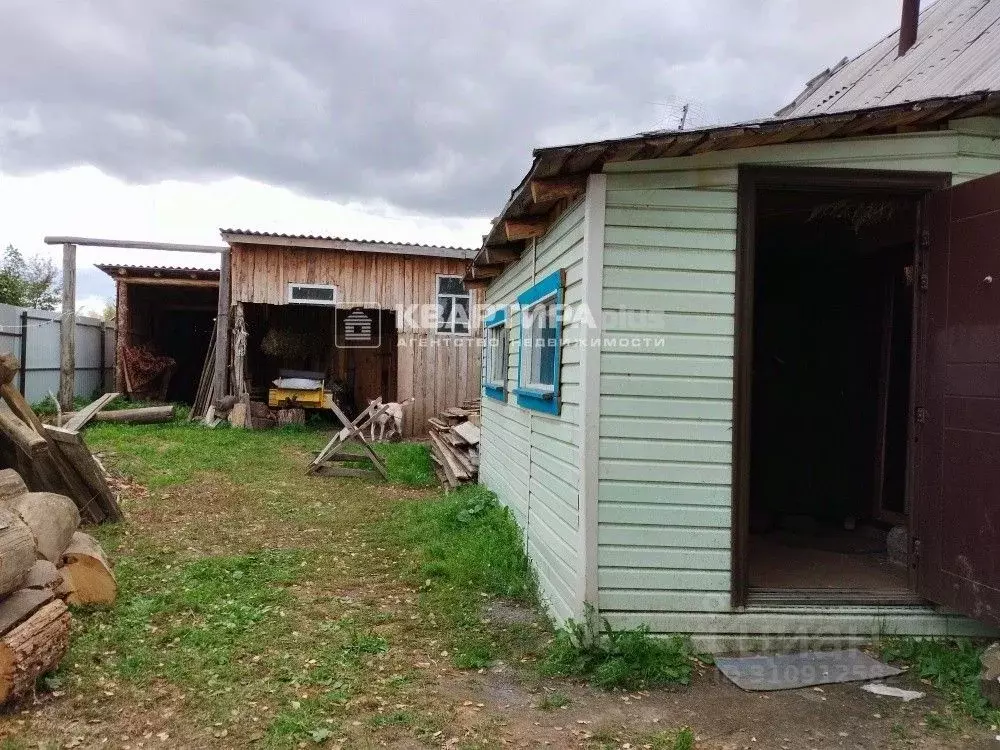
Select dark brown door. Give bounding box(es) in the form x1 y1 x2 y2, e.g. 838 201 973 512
915 172 1000 625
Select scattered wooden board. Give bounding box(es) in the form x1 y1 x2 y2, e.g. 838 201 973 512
62 393 120 431
452 422 480 446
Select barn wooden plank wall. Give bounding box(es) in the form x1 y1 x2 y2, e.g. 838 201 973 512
229 244 482 436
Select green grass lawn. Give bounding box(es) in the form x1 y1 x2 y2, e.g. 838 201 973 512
0 421 543 749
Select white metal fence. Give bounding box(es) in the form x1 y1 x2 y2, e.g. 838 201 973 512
0 304 116 405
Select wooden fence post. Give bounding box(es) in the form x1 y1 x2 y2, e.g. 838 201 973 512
58 243 76 410
18 311 28 396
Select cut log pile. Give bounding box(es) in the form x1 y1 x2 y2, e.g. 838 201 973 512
0 467 116 704
427 398 481 490
0 355 122 524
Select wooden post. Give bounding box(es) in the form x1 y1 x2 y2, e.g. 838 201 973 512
213 247 231 400
98 321 107 393
58 243 76 411
17 311 27 396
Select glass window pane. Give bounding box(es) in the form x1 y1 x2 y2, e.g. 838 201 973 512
437 297 453 332
454 297 470 325
438 276 466 295
454 321 469 335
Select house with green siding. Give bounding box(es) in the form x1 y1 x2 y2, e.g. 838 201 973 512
466 0 1000 649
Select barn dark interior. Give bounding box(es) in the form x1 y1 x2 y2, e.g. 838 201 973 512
125 284 217 403
747 188 919 598
241 304 397 421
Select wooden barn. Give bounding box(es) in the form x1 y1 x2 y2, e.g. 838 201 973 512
219 231 481 436
98 264 221 404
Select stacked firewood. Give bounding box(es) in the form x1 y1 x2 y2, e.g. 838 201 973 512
427 398 481 490
0 355 122 525
0 467 116 704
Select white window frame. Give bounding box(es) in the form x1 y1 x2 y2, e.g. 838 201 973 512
521 292 558 393
287 282 338 306
483 310 508 399
435 274 472 336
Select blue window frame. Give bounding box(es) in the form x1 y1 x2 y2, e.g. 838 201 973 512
515 270 563 415
483 308 508 401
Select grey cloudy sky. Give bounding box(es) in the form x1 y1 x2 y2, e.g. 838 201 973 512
1 1 904 220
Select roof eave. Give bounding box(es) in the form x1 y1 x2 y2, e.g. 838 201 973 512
467 91 1000 284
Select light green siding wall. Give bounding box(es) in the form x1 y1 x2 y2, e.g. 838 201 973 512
479 200 586 623
597 119 1000 638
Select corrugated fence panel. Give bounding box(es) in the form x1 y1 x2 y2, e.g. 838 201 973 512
0 304 115 404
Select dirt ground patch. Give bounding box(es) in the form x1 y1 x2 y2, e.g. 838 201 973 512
0 425 993 749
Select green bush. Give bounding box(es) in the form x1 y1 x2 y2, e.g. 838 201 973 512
543 612 693 690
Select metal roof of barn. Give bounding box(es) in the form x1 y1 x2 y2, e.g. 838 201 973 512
96 263 221 280
220 229 477 260
777 0 1000 117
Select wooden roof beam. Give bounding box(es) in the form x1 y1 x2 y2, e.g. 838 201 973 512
485 246 522 264
465 263 507 279
529 175 587 204
504 218 548 242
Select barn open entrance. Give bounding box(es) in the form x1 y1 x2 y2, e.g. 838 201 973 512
734 167 948 605
125 284 217 403
241 304 397 422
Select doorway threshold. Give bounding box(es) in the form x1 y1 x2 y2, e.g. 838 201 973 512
749 587 926 607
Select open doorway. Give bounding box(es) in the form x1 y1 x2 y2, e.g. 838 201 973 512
734 167 949 605
242 304 397 420
126 284 217 403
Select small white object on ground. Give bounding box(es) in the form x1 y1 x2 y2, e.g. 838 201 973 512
861 682 924 701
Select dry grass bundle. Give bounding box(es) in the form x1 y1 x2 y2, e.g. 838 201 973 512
260 328 318 359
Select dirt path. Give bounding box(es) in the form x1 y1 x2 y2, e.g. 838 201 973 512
0 429 992 749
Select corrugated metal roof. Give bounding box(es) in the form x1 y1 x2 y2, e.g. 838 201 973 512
778 0 1000 117
220 229 476 260
96 263 220 279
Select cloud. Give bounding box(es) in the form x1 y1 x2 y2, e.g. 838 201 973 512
0 0 903 216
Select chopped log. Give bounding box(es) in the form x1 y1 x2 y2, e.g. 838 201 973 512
90 405 174 424
7 492 80 564
0 589 53 635
277 408 305 426
0 470 27 504
0 597 70 704
0 410 48 459
0 509 36 598
60 532 116 605
23 561 61 593
61 392 121 431
229 402 248 428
